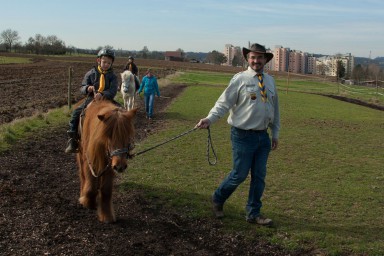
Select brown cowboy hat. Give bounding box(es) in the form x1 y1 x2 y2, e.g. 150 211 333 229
242 43 274 63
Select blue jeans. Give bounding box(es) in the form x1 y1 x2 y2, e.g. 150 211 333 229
213 126 271 218
144 93 155 118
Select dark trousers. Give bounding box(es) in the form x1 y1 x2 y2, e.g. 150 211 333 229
134 76 140 91
68 98 92 133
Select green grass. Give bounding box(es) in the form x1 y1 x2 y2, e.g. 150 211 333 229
0 56 32 64
171 70 233 86
276 78 384 106
0 107 70 152
125 73 384 255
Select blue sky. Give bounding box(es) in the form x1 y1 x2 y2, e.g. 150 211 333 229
2 0 383 58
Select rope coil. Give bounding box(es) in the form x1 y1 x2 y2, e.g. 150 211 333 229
133 127 217 165
206 127 217 165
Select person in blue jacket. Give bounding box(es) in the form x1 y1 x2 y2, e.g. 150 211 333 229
137 69 160 119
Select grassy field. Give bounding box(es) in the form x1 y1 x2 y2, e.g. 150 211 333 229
173 70 384 107
276 77 384 107
0 108 70 152
125 71 384 255
1 69 383 255
0 56 32 64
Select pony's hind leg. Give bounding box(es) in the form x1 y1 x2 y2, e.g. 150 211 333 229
97 173 116 223
77 153 85 194
128 97 133 111
130 96 135 110
123 97 128 110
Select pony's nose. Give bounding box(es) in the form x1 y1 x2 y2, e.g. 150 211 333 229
112 164 127 173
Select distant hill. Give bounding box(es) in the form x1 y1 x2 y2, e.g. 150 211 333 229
355 56 384 68
185 52 208 62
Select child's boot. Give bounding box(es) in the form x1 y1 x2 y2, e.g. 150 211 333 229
65 131 79 153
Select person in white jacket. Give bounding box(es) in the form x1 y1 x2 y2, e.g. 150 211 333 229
196 43 280 226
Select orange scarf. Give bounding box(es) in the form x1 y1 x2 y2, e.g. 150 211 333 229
97 65 107 93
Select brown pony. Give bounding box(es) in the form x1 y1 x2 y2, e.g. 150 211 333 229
76 99 136 223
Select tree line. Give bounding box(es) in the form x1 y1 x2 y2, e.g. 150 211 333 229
1 29 66 55
1 28 382 82
0 29 233 66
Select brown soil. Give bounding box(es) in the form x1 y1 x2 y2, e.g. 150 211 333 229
0 57 295 255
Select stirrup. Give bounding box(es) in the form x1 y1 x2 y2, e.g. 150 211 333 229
65 139 78 153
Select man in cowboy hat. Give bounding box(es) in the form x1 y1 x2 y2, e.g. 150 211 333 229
196 43 280 226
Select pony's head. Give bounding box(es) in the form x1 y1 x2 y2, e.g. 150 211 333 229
88 101 137 173
121 70 134 83
121 70 135 98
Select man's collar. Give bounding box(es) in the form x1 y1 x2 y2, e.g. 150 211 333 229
246 66 263 76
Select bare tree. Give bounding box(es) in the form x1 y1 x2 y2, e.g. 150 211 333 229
367 63 380 80
367 63 382 90
317 63 329 76
103 45 114 50
206 50 227 65
139 46 149 59
231 47 243 67
176 48 185 58
1 29 20 52
352 64 365 84
24 34 66 55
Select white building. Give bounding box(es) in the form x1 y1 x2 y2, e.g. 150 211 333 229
316 54 354 77
224 44 236 66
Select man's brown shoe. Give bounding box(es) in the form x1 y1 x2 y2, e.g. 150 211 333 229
246 215 273 226
211 196 224 219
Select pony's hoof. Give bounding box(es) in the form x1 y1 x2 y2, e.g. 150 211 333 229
98 215 116 224
79 196 96 210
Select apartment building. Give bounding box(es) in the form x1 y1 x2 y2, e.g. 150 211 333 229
316 54 354 77
273 45 289 72
272 46 317 74
307 55 316 74
223 43 353 77
288 50 303 73
224 44 236 66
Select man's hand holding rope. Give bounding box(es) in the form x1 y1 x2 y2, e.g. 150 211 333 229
196 118 211 129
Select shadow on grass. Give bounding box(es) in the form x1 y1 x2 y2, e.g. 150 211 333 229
115 181 307 255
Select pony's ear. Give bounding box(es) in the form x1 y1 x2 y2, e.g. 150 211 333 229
97 114 106 121
98 109 115 121
126 107 138 118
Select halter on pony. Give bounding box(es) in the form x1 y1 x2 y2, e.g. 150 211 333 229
86 143 135 178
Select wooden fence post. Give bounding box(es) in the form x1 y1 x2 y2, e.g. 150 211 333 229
68 67 73 110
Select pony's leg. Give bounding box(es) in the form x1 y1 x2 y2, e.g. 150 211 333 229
123 96 128 110
78 168 97 210
128 97 133 111
97 171 116 223
77 153 85 197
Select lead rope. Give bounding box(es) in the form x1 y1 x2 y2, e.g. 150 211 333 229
132 127 217 165
206 127 217 165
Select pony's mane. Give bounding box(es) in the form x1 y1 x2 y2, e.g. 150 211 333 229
121 70 133 81
86 100 135 172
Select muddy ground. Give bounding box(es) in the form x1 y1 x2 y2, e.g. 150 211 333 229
0 57 296 255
